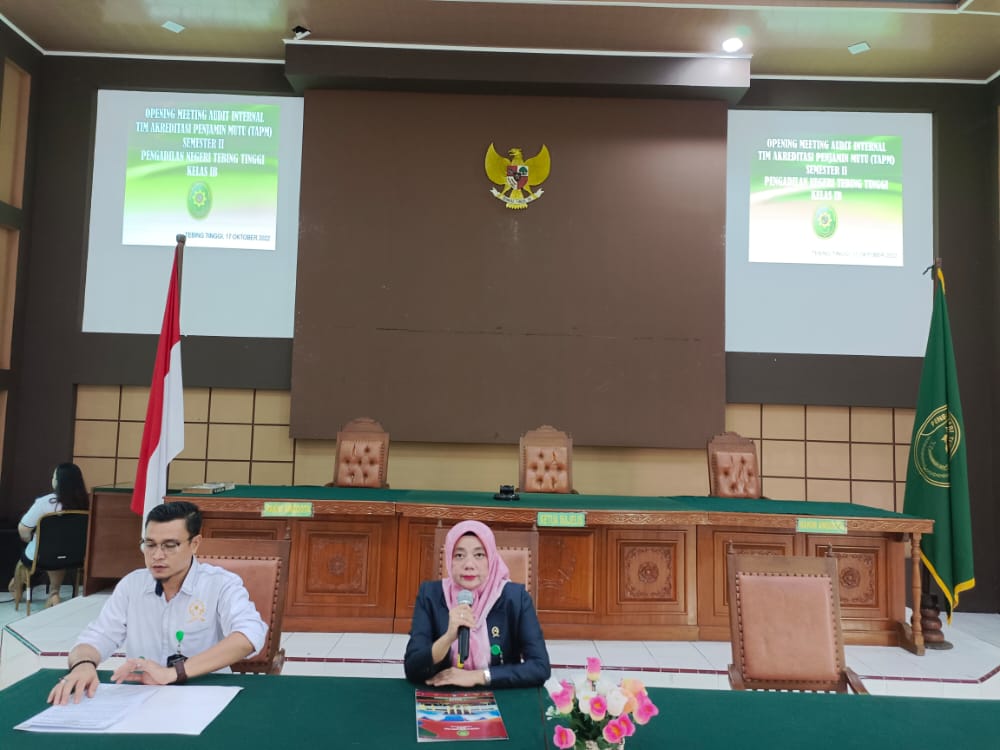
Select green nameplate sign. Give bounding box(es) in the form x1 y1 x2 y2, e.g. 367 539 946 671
796 517 848 534
261 501 313 518
537 511 586 528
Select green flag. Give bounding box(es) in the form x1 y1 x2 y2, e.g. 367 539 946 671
903 268 974 617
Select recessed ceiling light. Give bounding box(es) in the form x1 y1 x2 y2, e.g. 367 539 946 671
848 41 871 55
162 21 185 34
722 37 744 54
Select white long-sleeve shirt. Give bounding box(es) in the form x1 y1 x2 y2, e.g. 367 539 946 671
76 557 268 670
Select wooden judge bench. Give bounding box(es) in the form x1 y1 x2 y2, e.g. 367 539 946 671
85 486 933 653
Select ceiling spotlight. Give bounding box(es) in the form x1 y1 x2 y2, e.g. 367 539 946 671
292 25 312 41
722 37 744 54
848 41 871 55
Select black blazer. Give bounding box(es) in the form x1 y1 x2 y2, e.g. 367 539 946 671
404 580 551 688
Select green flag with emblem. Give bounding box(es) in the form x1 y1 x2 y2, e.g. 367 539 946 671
903 268 974 617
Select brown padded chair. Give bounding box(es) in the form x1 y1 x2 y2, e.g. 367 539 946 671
707 431 762 498
727 550 868 694
330 417 389 488
519 425 573 494
434 524 539 598
197 538 290 675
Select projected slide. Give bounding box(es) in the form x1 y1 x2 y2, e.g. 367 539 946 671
122 103 280 249
726 110 933 357
749 135 902 266
84 90 303 337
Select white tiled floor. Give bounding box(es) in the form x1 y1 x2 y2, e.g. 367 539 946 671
3 583 1000 698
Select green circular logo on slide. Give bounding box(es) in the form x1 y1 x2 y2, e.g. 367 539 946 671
813 205 837 238
187 181 212 219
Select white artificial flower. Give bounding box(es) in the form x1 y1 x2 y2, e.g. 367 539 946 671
594 677 615 696
606 687 629 716
576 689 596 715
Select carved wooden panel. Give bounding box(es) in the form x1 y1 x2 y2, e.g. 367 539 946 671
393 518 442 626
606 527 694 617
200 518 286 541
808 534 889 620
537 529 596 613
287 518 397 618
697 527 798 627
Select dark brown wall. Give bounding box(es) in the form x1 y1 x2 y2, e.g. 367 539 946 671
291 91 727 448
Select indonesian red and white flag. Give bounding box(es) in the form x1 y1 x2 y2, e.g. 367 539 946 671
131 246 185 521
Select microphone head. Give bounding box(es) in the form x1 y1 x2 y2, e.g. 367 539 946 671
457 589 475 606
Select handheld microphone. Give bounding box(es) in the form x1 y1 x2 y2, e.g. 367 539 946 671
456 589 474 667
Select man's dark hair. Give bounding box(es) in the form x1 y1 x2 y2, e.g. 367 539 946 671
145 501 202 537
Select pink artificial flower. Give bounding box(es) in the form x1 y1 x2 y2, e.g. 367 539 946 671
553 725 577 749
633 693 660 725
586 657 602 681
617 713 636 737
551 682 576 715
603 718 627 744
588 694 607 722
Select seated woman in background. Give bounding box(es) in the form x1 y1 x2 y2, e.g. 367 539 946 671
8 463 89 608
404 520 550 689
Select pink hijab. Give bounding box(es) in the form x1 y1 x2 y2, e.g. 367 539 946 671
441 520 510 670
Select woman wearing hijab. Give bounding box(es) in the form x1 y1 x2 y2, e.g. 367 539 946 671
404 520 551 688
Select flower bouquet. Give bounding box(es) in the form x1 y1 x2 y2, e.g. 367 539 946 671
545 657 659 750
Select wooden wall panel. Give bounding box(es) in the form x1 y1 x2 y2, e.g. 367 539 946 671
537 529 597 614
605 527 696 624
200 518 286 540
807 533 894 628
284 517 398 631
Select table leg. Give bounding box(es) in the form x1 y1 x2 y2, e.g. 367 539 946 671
899 532 925 655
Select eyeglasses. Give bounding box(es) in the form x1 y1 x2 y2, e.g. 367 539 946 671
139 538 190 554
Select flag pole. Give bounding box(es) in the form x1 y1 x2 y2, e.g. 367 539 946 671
918 257 953 649
175 233 186 293
164 234 185 495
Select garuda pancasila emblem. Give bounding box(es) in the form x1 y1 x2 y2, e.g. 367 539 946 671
484 143 550 210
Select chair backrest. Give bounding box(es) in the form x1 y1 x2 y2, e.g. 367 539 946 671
727 551 864 693
197 538 290 674
434 524 539 598
33 511 90 572
707 431 761 498
332 417 389 488
519 425 573 493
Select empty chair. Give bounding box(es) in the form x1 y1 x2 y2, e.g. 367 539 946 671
707 431 761 498
519 425 573 494
21 510 89 615
197 538 290 674
727 550 868 693
330 417 389 488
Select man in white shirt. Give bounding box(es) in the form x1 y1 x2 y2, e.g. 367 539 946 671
48 501 268 705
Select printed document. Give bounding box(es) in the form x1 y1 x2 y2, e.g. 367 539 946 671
16 682 242 734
